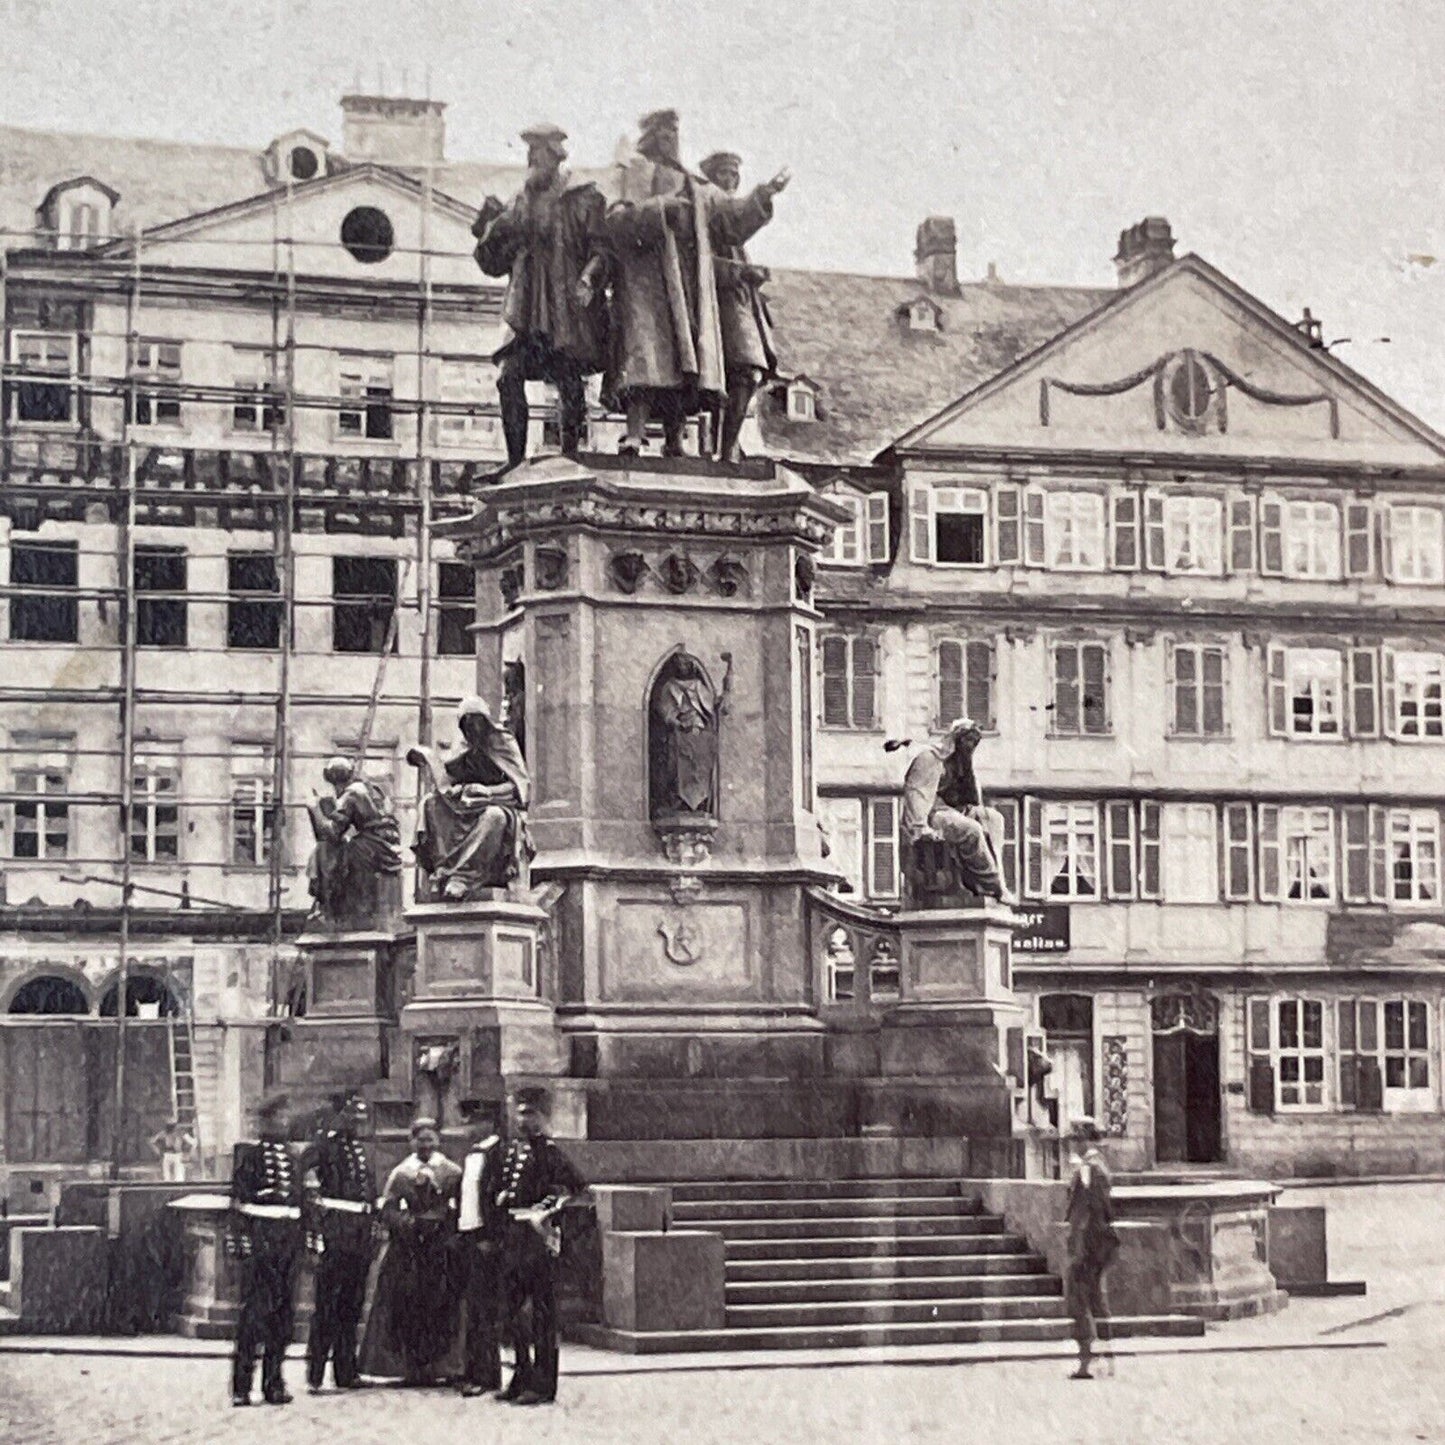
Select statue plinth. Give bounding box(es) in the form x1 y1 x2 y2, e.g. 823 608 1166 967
400 897 567 1118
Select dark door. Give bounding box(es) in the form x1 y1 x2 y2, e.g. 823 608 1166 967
1184 1031 1222 1163
92 1024 174 1166
1 1024 91 1164
1153 1031 1188 1162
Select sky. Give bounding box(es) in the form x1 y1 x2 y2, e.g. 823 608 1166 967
5 0 1445 426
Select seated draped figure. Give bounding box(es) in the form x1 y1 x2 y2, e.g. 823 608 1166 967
899 717 1011 908
305 757 404 931
408 696 534 903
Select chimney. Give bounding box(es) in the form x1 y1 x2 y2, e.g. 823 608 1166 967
340 93 446 167
1113 216 1175 287
915 216 960 296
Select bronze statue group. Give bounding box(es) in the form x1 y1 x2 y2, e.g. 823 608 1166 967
471 108 790 471
226 1085 586 1408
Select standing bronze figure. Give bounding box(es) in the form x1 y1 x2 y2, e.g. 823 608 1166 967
473 123 608 468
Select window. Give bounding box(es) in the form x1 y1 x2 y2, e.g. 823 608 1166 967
1161 803 1218 902
1383 1000 1431 1095
1388 505 1444 584
62 201 101 249
340 206 395 265
289 144 320 181
433 359 499 446
130 751 180 862
1162 495 1223 575
332 556 397 654
1387 808 1440 906
1223 802 1253 900
935 639 995 730
1043 802 1099 899
909 485 988 566
907 299 939 332
227 552 281 650
1044 492 1106 570
1259 805 1335 902
1275 1000 1327 1108
1168 643 1226 736
817 796 862 895
337 355 394 440
864 796 900 900
232 347 286 433
9 540 78 643
12 737 72 861
1392 652 1444 739
230 743 275 867
821 491 889 565
134 546 187 648
1271 499 1341 579
1269 647 1343 738
1050 641 1109 736
10 332 77 425
436 562 475 657
787 383 817 420
128 340 182 426
820 634 879 730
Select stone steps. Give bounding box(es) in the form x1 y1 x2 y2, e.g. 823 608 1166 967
687 1214 1010 1241
727 1273 1061 1305
723 1232 1031 1261
672 1195 980 1222
671 1178 970 1203
725 1295 1069 1328
725 1251 1050 1282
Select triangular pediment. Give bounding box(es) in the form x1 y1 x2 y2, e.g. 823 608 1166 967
104 164 486 289
895 257 1445 468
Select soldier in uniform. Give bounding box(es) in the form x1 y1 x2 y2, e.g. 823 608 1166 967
495 1086 587 1406
1063 1116 1119 1380
455 1099 507 1397
228 1090 304 1407
303 1092 377 1394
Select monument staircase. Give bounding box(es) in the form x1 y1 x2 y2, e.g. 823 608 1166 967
583 1175 1204 1352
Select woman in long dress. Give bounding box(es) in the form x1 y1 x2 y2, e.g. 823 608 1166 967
359 1118 463 1385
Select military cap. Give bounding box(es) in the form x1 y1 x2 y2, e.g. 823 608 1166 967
410 1115 439 1137
638 108 680 136
520 122 568 147
256 1089 289 1119
513 1084 552 1111
698 151 742 182
1068 1115 1103 1141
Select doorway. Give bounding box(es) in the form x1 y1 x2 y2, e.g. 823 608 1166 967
1151 990 1222 1165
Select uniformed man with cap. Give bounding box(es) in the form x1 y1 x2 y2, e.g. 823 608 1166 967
495 1085 587 1405
302 1092 377 1393
455 1098 508 1396
697 151 779 464
473 123 608 468
228 1090 305 1407
602 109 788 458
1062 1116 1119 1379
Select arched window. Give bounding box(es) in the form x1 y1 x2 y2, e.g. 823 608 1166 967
8 974 89 1015
99 973 180 1018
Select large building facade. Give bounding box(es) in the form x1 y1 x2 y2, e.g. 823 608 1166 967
0 98 1440 1193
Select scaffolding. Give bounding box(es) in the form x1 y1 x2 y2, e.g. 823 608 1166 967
0 160 493 1177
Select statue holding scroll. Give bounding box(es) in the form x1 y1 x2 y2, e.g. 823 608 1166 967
408 697 533 902
900 718 1010 906
306 758 404 931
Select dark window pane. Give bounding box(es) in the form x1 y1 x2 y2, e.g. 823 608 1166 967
333 556 396 654
10 540 79 642
935 512 985 565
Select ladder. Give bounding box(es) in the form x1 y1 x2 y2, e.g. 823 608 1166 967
165 963 203 1176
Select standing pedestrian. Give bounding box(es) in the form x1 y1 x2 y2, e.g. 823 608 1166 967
1063 1116 1119 1380
150 1117 196 1182
455 1099 507 1398
303 1093 377 1394
496 1085 587 1407
228 1091 303 1407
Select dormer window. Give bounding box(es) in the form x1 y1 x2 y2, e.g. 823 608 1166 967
40 177 118 251
263 130 332 186
783 375 820 422
903 295 943 333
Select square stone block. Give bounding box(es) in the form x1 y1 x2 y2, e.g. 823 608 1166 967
592 1185 670 1234
1267 1205 1328 1288
10 1225 108 1332
602 1229 725 1333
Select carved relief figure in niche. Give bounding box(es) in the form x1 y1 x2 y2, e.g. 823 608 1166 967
502 659 527 758
900 717 1010 906
306 758 405 931
408 697 533 902
649 652 720 823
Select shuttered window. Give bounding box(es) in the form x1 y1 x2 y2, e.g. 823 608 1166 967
1050 641 1109 736
820 634 880 730
935 638 996 730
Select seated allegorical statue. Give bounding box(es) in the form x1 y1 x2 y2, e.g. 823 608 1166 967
305 757 405 931
899 717 1012 907
407 696 533 903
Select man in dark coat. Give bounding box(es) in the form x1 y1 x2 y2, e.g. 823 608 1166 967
698 151 781 463
495 1086 587 1406
228 1091 304 1407
302 1093 377 1393
473 123 608 467
455 1099 508 1397
602 109 788 458
1063 1116 1119 1380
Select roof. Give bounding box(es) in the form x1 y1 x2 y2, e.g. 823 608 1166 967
757 268 1112 466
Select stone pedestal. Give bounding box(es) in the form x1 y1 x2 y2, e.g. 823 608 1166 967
400 898 564 1121
301 928 405 1018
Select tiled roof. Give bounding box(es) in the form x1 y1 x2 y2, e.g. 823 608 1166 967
757 268 1112 465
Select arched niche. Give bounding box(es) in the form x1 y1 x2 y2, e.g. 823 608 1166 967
647 649 720 826
7 972 91 1015
99 970 182 1019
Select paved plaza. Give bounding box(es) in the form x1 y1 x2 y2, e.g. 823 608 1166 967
1 1184 1441 1444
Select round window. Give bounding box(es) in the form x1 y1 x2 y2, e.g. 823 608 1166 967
289 145 319 181
340 206 395 264
1167 352 1213 426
